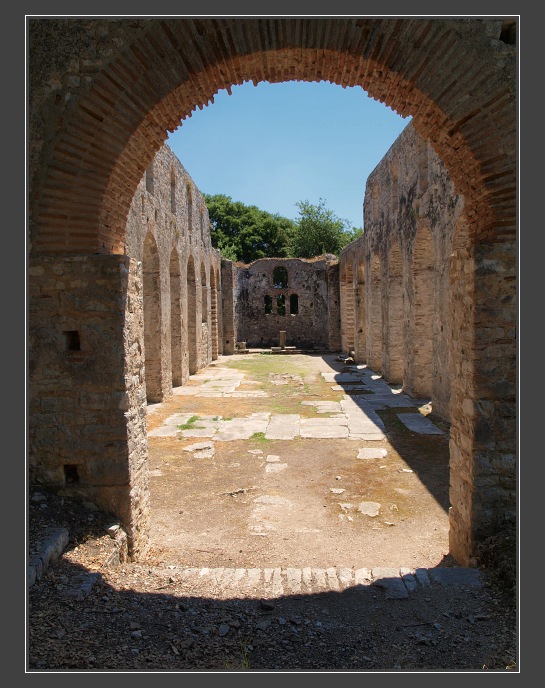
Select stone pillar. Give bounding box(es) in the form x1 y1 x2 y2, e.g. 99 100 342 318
220 259 237 354
448 241 516 565
279 331 286 349
28 254 150 558
327 262 342 351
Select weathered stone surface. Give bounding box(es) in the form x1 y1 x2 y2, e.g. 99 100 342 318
233 257 339 350
28 18 516 565
396 413 445 435
358 502 381 517
357 448 388 459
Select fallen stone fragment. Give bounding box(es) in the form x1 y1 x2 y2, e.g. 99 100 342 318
193 448 215 459
182 441 214 453
357 501 381 517
357 448 388 460
260 600 275 610
265 463 288 473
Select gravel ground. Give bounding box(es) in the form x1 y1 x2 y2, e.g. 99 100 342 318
27 490 518 673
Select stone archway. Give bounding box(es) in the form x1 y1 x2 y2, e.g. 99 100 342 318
210 267 219 360
143 232 164 403
28 17 517 564
340 260 356 355
407 222 436 399
187 256 198 376
368 253 383 373
385 238 404 385
169 247 183 387
354 258 366 364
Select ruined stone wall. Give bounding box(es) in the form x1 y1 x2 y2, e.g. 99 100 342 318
327 262 342 351
220 259 239 355
28 255 150 557
340 123 465 422
234 257 340 350
28 145 222 555
125 144 223 398
27 16 517 566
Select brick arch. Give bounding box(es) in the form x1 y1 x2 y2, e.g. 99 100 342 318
29 17 515 256
28 17 517 565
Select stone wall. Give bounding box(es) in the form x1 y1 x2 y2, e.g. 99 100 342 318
28 255 150 557
339 123 516 562
340 123 465 421
28 145 223 555
124 144 223 397
233 257 340 350
220 259 239 355
27 17 517 566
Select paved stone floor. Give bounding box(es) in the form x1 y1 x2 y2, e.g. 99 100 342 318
149 362 440 442
144 352 455 596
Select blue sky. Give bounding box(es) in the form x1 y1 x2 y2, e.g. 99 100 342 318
167 80 410 230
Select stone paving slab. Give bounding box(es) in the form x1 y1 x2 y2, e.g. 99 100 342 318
163 413 196 425
300 417 348 426
266 416 300 434
179 428 217 438
348 433 386 441
182 441 215 453
28 528 69 588
158 565 482 598
265 463 288 473
429 567 482 587
301 401 343 413
171 387 200 395
364 395 423 409
300 425 349 439
148 426 180 437
357 448 388 459
397 413 444 434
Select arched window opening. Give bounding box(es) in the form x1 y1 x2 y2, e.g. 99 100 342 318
264 295 273 314
290 294 299 315
273 266 288 288
276 294 286 316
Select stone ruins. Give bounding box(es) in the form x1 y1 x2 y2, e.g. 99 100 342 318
28 17 516 566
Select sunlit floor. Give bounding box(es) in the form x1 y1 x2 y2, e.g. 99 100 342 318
145 352 452 591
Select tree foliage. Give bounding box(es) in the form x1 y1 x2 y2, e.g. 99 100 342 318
288 198 362 259
204 193 362 262
204 194 296 263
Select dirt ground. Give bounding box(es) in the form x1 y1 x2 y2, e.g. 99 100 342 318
146 352 452 571
27 352 518 673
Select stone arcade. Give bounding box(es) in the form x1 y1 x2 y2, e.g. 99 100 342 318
28 17 516 566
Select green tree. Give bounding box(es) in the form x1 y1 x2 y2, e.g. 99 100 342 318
204 194 296 263
288 198 362 258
